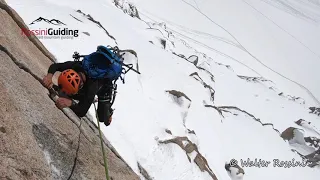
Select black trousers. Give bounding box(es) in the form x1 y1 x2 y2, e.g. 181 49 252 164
97 82 114 126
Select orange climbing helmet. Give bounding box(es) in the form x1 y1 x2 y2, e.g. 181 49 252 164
58 69 82 95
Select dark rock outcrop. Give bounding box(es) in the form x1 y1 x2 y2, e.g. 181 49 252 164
172 52 187 59
187 129 196 135
159 38 166 49
206 106 281 134
282 128 319 168
281 127 298 141
76 10 117 43
304 149 320 167
165 129 172 135
309 107 320 116
204 105 225 118
82 32 90 36
278 93 305 104
305 137 320 149
237 76 307 104
166 90 192 102
237 75 271 83
188 55 198 66
190 72 215 102
138 162 153 180
295 119 310 126
70 14 83 22
281 127 308 145
113 0 140 19
166 90 192 127
159 136 218 180
225 161 245 179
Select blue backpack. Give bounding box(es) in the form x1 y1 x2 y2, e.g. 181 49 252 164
73 45 140 83
81 45 124 81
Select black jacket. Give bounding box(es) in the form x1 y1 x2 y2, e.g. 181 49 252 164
48 61 112 117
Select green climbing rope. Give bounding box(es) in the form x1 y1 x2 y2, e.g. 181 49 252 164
94 103 110 180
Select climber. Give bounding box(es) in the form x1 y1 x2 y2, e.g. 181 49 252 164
42 61 114 126
42 45 140 126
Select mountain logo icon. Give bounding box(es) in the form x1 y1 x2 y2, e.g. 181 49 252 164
29 17 67 26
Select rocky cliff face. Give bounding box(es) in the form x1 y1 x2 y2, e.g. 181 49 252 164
0 1 139 179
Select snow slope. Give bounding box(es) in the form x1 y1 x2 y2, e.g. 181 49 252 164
137 0 320 106
6 0 320 179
